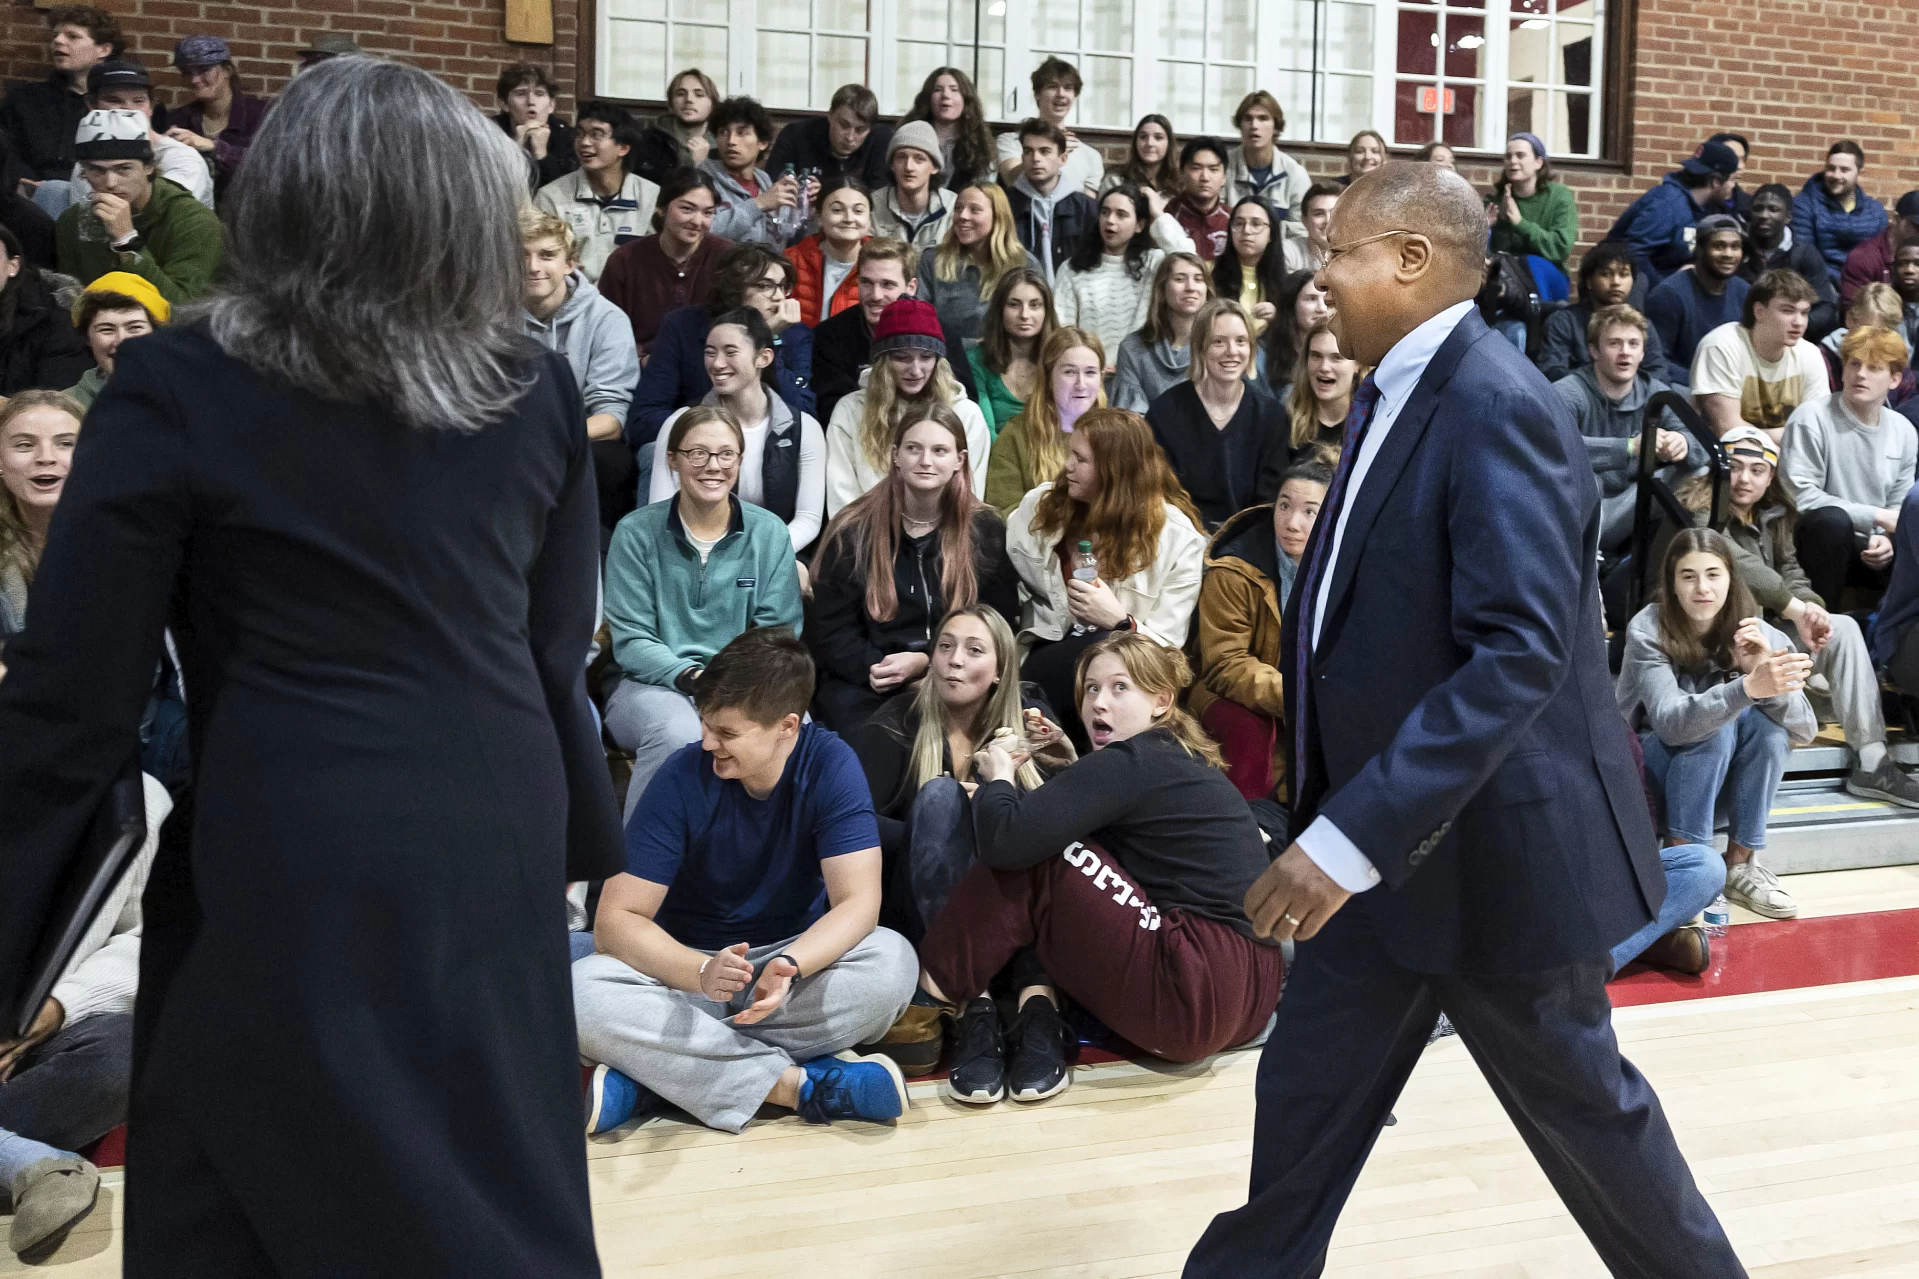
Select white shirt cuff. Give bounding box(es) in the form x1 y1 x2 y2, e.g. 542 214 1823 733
1295 815 1383 893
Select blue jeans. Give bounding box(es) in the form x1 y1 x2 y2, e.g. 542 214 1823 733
1640 707 1791 849
1494 316 1529 352
1608 843 1725 972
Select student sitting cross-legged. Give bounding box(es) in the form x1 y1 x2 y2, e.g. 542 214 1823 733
602 406 802 815
807 403 1020 730
1190 459 1331 802
1616 529 1817 922
574 627 919 1135
885 633 1283 1105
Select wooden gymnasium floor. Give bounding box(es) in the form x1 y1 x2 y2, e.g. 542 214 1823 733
11 865 1919 1277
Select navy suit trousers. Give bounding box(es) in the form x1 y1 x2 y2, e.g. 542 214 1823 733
1183 903 1747 1279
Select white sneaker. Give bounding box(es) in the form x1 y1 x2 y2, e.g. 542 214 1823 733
1724 859 1798 920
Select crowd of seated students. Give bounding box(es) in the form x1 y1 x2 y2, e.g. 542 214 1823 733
15 39 1919 1245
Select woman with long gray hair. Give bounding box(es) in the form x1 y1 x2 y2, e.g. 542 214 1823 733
0 58 622 1275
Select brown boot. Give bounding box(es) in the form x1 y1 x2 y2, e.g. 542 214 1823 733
867 1003 949 1077
1637 924 1711 975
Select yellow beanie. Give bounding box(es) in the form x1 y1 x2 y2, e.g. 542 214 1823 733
72 272 171 327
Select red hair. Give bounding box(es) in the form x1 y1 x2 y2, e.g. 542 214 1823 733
1030 407 1200 581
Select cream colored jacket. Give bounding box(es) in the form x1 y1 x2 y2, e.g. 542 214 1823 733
1005 482 1206 649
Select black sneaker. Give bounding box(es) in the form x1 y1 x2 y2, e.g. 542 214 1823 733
945 997 1005 1105
1006 997 1077 1102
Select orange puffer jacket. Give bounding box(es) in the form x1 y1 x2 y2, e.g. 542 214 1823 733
784 235 863 327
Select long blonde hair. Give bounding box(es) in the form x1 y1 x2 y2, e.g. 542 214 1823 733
935 183 1025 299
857 350 966 472
1286 316 1364 451
0 390 85 589
1072 632 1224 769
903 604 1043 799
1003 326 1105 488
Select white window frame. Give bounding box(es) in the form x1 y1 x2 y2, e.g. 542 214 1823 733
595 0 1608 157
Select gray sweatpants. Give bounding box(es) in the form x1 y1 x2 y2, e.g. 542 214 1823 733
1785 613 1883 753
602 679 701 817
573 928 918 1133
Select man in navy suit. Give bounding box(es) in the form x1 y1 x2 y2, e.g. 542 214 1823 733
1183 162 1747 1278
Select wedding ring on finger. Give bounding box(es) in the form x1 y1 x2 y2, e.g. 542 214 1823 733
1281 912 1303 929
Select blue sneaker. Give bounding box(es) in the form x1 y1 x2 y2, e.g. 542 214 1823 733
585 1063 667 1135
796 1052 909 1125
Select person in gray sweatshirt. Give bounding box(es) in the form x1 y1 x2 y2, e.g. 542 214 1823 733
1111 250 1211 412
1780 322 1918 606
1617 528 1817 921
1551 302 1705 551
523 213 641 440
700 96 806 248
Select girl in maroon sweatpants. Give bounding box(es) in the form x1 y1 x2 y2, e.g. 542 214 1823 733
914 633 1284 1103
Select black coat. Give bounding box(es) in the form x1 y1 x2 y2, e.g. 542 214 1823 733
1741 235 1841 339
808 506 1019 689
0 327 622 1272
1146 380 1289 530
0 74 88 180
767 115 894 190
1004 185 1099 278
495 111 578 191
0 278 91 394
810 304 979 428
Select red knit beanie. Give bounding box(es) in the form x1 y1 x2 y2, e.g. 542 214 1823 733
869 298 946 360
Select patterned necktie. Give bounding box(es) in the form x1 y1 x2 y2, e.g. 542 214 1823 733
1291 372 1383 806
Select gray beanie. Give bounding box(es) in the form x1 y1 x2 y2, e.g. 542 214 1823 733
887 120 943 173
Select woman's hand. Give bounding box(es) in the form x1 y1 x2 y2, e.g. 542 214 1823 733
869 650 930 693
1252 301 1277 323
971 739 1022 784
166 126 216 154
697 942 754 1003
1743 648 1813 701
1065 576 1128 630
1783 598 1832 654
1731 617 1771 673
1023 707 1078 767
1142 185 1168 221
1501 188 1522 225
770 297 802 332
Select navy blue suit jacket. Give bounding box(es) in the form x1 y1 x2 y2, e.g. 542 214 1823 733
1283 308 1662 974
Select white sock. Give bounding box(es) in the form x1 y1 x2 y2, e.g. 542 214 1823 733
0 1128 69 1190
1859 741 1888 772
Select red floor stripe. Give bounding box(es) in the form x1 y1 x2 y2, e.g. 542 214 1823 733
1608 906 1919 1006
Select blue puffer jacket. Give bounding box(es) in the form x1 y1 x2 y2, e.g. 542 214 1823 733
1792 173 1888 287
1604 172 1706 284
628 306 815 454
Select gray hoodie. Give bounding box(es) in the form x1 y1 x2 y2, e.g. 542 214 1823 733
1111 332 1191 413
916 244 1043 348
524 271 641 428
1012 174 1076 287
1552 365 1702 497
699 157 778 246
1615 604 1816 747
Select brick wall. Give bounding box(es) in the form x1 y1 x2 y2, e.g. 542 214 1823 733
5 0 1912 261
0 0 582 116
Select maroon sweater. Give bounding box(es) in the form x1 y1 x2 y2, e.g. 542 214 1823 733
598 233 732 354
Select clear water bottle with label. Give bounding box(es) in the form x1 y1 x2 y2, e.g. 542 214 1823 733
76 204 109 244
1703 894 1730 938
1070 540 1099 636
774 163 802 242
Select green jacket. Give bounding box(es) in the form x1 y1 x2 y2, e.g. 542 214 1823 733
56 176 224 304
967 345 1025 439
1488 180 1579 268
66 365 107 410
603 494 803 689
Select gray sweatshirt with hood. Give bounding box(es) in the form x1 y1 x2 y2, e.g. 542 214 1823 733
524 271 641 428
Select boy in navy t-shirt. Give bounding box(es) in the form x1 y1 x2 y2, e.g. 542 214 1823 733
573 627 918 1134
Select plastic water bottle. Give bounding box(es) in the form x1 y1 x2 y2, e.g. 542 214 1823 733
1070 540 1099 637
1703 895 1730 938
775 163 802 241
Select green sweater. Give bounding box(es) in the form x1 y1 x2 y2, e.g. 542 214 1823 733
967 345 1026 439
1488 180 1579 268
603 494 803 689
56 176 224 304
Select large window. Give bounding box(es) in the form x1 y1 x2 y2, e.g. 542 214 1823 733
595 0 1609 158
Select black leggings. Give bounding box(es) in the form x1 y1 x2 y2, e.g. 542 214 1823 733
1795 504 1887 610
1023 629 1110 752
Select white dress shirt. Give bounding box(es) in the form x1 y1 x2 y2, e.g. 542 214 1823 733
1296 299 1476 893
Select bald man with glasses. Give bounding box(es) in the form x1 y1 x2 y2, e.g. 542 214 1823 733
1184 161 1747 1279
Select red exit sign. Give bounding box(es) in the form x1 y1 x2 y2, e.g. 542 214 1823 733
1416 86 1456 114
